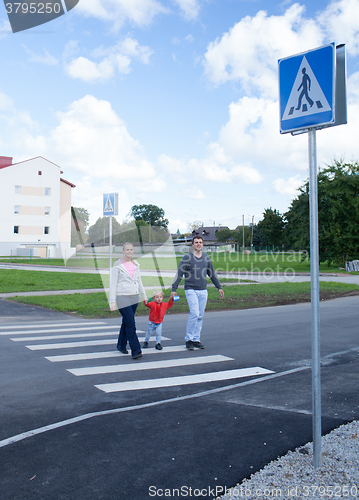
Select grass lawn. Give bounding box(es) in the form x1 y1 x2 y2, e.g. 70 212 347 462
0 270 249 293
9 281 359 318
0 269 104 293
0 251 351 274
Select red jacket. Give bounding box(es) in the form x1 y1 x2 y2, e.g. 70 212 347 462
144 299 173 324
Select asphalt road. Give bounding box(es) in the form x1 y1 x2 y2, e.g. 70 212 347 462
1 296 358 500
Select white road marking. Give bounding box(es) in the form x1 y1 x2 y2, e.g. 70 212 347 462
68 355 233 376
2 325 121 335
95 367 274 392
26 336 169 350
12 330 132 341
1 367 314 450
46 345 189 362
0 322 106 331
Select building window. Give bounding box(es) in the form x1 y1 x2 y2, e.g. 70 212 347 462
38 171 42 175
14 205 20 215
45 187 51 196
14 226 19 234
45 206 50 216
44 226 50 235
15 185 20 195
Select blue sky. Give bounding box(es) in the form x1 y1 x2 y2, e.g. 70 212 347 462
1 0 359 233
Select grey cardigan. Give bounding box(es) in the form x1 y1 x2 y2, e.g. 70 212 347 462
110 259 147 303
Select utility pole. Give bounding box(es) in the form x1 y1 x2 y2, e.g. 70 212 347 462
242 215 245 255
251 215 254 250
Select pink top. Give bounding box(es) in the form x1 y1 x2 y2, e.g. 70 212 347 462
121 259 135 278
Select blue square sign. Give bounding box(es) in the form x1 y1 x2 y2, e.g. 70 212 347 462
103 193 118 216
279 43 335 134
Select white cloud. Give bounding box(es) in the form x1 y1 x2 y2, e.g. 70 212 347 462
180 188 206 200
203 0 359 100
158 145 263 187
65 38 153 82
76 0 168 29
216 95 308 171
62 40 80 60
173 0 200 20
320 0 359 56
0 19 11 38
23 45 58 65
48 96 155 178
203 4 322 97
66 56 115 82
272 175 304 196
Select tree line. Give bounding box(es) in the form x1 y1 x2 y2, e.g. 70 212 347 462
71 160 359 265
71 204 170 248
253 160 359 265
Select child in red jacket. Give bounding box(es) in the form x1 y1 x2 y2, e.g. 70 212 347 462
143 290 174 350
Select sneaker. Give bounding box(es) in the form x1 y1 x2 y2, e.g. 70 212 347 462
132 352 142 359
143 341 149 348
193 341 205 349
155 343 163 350
186 340 194 350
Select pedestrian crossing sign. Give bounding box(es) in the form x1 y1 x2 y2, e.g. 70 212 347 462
279 43 336 134
103 193 118 216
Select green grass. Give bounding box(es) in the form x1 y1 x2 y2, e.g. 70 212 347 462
9 281 359 318
0 269 104 293
0 251 350 273
0 269 251 294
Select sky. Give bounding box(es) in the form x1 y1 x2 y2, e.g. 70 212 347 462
1 0 359 234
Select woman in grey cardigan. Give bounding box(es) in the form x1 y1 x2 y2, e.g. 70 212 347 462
110 242 148 359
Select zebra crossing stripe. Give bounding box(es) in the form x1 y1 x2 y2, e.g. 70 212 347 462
46 345 189 362
95 367 274 393
12 330 144 341
26 336 169 350
67 355 233 376
0 322 106 331
2 325 120 336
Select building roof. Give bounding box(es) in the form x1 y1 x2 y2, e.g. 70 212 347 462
191 226 229 241
0 155 75 187
0 156 13 169
60 178 76 188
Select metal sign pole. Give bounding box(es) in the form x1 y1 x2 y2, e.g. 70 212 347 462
109 215 113 296
308 127 322 468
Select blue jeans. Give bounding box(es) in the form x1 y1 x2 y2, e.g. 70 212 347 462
144 321 163 344
185 289 208 342
116 295 141 356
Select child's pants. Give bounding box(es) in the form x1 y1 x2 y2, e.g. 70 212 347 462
144 320 163 344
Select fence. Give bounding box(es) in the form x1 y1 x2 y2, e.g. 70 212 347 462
345 260 359 272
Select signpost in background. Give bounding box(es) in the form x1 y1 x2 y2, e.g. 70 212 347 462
278 43 347 468
103 193 119 296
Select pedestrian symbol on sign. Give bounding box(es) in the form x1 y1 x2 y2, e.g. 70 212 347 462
282 56 331 122
104 196 114 214
296 67 314 110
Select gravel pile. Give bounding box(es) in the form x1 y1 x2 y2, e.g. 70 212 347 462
216 420 359 500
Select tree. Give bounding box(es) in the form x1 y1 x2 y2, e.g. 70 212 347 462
87 216 122 245
71 207 90 247
232 226 252 249
215 228 233 242
187 220 203 233
285 160 359 264
131 204 169 229
256 208 285 248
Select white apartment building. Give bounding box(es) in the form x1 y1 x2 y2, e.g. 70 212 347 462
0 155 76 259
